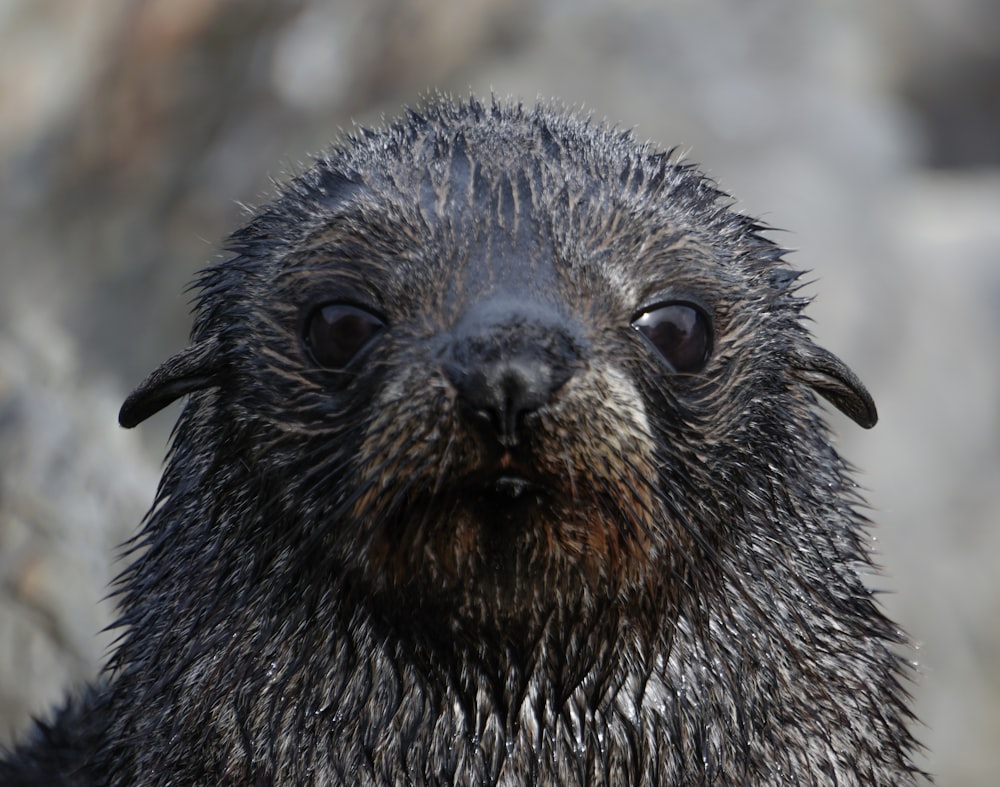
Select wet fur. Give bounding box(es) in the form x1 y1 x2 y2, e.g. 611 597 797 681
1 98 921 785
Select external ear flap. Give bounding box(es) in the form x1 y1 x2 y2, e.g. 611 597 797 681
119 337 221 428
789 343 878 429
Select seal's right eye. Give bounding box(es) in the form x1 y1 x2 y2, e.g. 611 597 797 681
304 304 385 370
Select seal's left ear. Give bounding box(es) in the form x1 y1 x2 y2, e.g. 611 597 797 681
789 343 878 429
119 337 221 428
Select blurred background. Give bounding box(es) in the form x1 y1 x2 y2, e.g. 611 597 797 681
0 0 997 782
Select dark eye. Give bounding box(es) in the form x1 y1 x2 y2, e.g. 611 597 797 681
304 304 385 369
631 302 712 373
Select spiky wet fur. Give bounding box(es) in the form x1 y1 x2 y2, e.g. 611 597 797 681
1 97 923 785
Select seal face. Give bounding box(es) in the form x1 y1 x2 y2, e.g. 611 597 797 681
3 98 920 786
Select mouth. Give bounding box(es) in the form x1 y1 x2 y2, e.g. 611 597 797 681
460 451 548 514
490 474 536 498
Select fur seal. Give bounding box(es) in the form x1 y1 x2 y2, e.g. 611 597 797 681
0 97 922 785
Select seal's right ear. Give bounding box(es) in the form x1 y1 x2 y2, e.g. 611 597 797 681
119 336 222 428
789 342 878 429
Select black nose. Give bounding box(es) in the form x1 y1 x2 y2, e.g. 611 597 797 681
442 299 582 445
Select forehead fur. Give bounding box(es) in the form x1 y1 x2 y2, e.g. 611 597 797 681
241 98 784 270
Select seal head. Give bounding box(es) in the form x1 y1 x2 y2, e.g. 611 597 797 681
87 98 915 784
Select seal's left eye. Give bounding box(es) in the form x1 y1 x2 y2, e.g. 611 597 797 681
631 302 711 374
304 304 384 370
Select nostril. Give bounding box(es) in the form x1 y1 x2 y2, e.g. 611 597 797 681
442 296 584 443
447 355 573 443
495 360 557 437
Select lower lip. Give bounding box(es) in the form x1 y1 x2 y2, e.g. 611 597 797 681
492 475 535 498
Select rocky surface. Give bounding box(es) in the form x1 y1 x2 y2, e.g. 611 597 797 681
1 0 997 782
0 313 157 742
